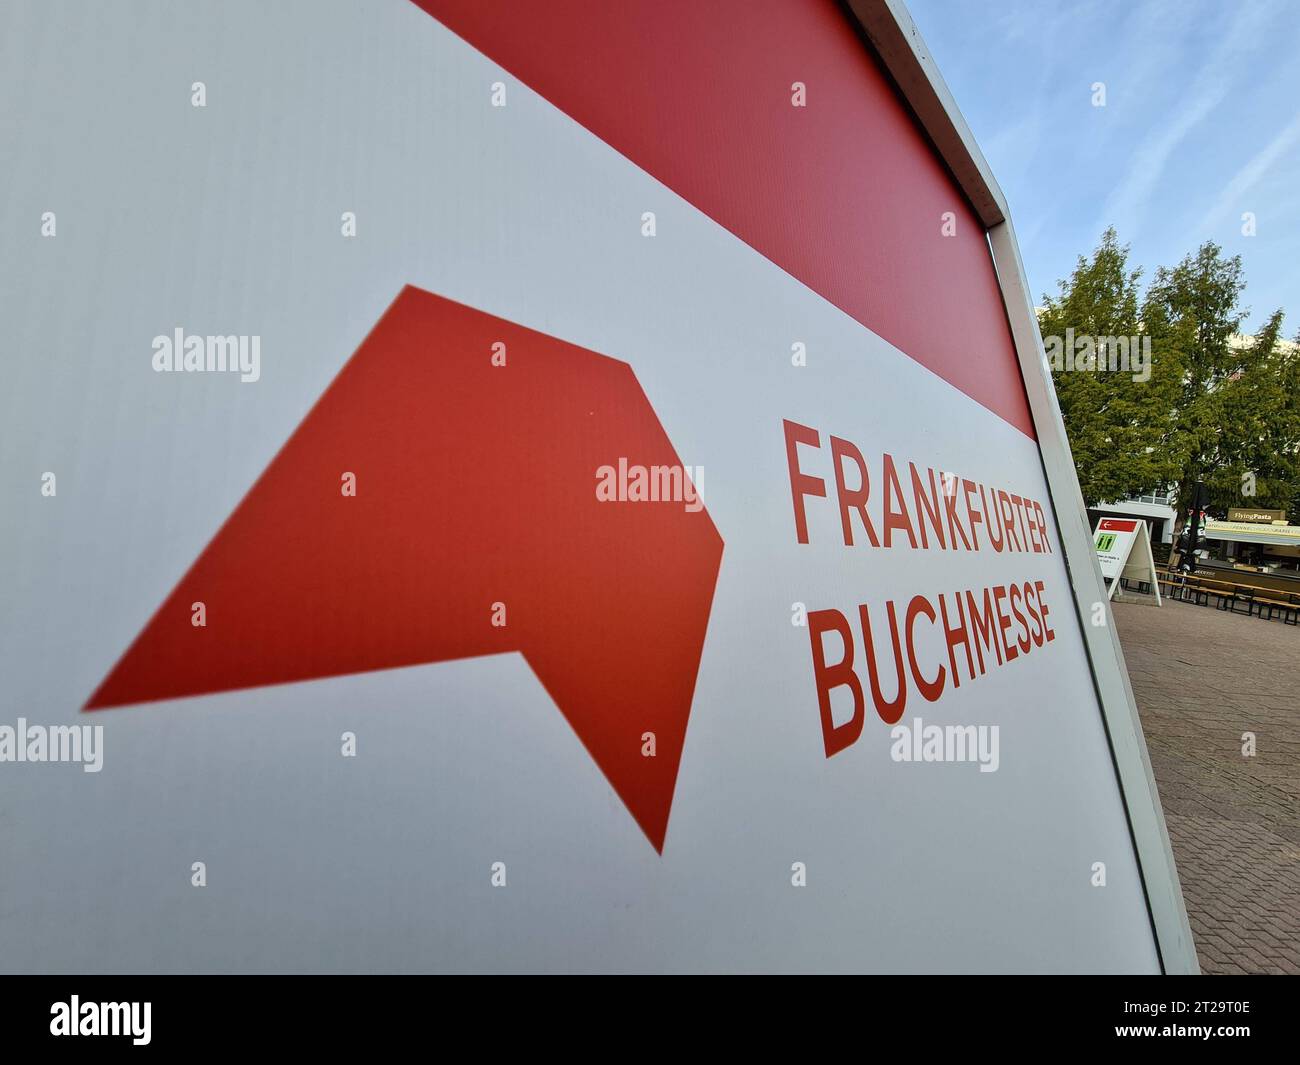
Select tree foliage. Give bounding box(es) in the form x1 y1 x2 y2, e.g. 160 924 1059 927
1039 231 1299 528
1037 229 1180 505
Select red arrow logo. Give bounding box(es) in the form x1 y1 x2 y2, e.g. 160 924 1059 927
86 286 724 851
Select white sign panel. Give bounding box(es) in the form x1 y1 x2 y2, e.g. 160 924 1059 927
1094 518 1161 603
0 0 1181 973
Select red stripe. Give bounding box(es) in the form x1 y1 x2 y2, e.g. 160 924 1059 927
413 0 1036 438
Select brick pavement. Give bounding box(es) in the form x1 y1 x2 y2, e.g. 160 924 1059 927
1112 597 1300 974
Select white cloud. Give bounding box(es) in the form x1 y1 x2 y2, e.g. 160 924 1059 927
1096 0 1281 237
1194 111 1300 233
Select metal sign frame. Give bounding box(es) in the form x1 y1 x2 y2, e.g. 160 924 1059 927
847 0 1198 974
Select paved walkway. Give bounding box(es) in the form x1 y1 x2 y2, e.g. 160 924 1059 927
1112 597 1299 974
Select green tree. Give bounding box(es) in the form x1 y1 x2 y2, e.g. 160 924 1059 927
1142 243 1298 534
1199 312 1299 511
1037 228 1182 506
1041 234 1300 546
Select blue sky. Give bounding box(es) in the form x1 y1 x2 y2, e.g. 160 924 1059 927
908 0 1300 333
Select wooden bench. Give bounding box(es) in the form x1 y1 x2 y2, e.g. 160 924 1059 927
1162 573 1227 607
1254 591 1300 624
1158 572 1300 623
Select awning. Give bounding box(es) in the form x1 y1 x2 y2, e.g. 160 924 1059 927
1204 520 1300 547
